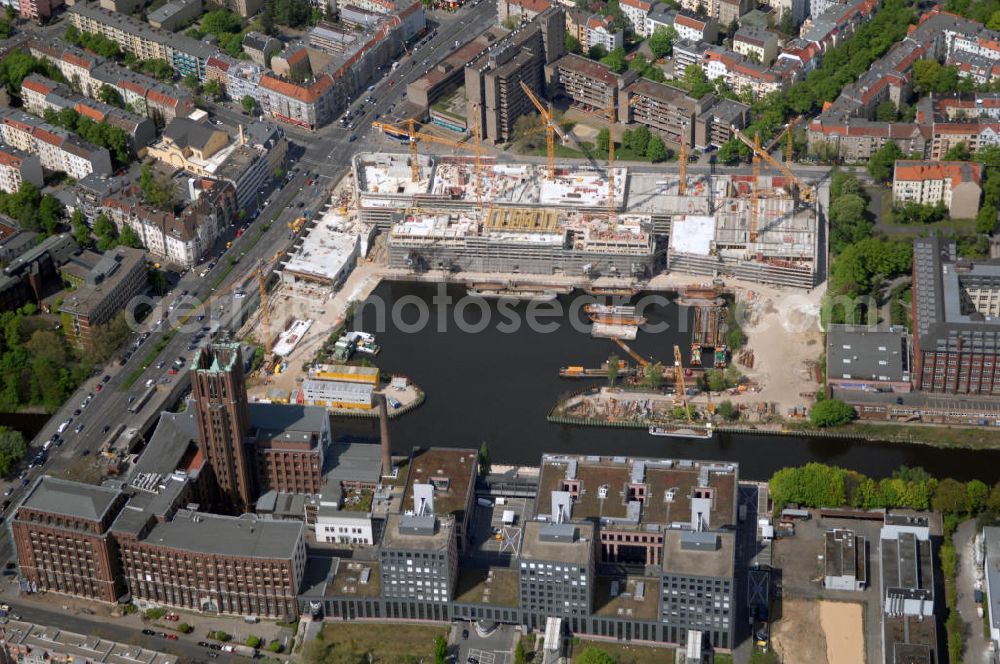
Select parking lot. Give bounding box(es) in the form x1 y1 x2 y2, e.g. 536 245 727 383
468 496 533 564
450 621 520 664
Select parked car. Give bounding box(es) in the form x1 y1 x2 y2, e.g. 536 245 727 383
142 629 156 636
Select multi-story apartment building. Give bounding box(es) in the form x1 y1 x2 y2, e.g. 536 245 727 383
257 74 338 131
733 26 779 64
21 75 156 153
497 0 552 27
624 79 714 147
620 0 652 36
646 6 717 44
466 7 565 144
695 97 750 148
586 14 623 51
892 160 982 219
11 477 128 603
98 177 236 267
912 237 1000 395
0 110 112 180
546 54 636 121
242 31 281 66
58 247 147 346
0 142 43 194
68 3 216 81
19 0 62 23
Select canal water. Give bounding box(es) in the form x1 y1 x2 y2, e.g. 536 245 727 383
335 281 1000 483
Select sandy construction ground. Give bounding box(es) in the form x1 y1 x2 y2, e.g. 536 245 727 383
820 601 865 664
772 598 829 664
772 599 865 664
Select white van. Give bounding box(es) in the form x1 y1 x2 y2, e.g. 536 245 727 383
42 440 52 452
145 379 155 388
56 420 70 434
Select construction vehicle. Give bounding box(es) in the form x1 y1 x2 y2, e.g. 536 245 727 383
520 81 570 180
372 108 484 208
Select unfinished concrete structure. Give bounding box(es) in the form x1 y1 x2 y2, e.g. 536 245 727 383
351 152 820 286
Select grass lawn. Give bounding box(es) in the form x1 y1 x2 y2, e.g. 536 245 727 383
570 640 674 664
714 654 734 664
318 623 447 663
870 184 977 236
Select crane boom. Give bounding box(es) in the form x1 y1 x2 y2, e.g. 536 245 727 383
607 100 616 221
679 142 687 196
519 81 567 180
372 118 485 208
732 126 814 203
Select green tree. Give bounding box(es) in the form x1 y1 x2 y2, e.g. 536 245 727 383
707 369 727 392
139 164 176 212
514 640 526 664
203 79 223 100
932 478 969 515
966 479 988 513
627 125 651 155
769 463 848 510
987 481 1000 513
808 399 854 427
566 33 581 53
38 195 62 235
607 353 619 386
182 74 201 92
0 427 26 477
642 363 664 389
434 635 447 664
93 214 118 251
829 193 873 254
943 141 971 161
119 225 143 249
245 635 262 649
646 135 667 162
502 14 520 29
600 47 627 73
241 95 258 114
682 64 714 99
478 441 491 476
202 8 243 33
89 311 131 364
867 141 903 182
875 99 898 122
576 648 615 664
649 25 677 58
716 400 736 420
588 44 607 60
71 210 91 248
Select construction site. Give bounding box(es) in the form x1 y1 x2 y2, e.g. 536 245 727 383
350 116 821 287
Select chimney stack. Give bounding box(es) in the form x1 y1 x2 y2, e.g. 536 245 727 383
377 394 392 477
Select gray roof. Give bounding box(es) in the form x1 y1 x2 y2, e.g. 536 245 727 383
913 237 1000 355
250 402 328 441
520 520 594 565
141 509 303 559
163 117 225 152
827 324 909 383
130 408 198 477
661 528 735 579
19 476 122 523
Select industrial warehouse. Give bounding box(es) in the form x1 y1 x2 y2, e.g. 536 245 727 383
351 152 820 287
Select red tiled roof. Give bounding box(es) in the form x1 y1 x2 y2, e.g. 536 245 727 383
675 14 706 30
21 78 54 95
207 56 231 72
893 160 982 187
0 149 22 168
259 74 334 103
620 0 650 9
74 103 106 122
512 0 551 11
147 89 179 108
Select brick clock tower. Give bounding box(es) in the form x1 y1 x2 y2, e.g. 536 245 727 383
191 342 256 514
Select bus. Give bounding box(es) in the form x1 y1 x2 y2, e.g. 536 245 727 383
129 387 156 414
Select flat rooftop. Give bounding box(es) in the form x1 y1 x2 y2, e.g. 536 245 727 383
454 567 520 607
282 212 358 284
984 527 1000 638
381 512 454 551
299 555 382 598
827 324 910 383
661 529 735 579
402 447 477 517
593 575 660 621
520 520 595 565
140 509 302 560
536 455 738 530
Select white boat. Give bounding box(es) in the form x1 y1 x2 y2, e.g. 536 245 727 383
648 424 713 439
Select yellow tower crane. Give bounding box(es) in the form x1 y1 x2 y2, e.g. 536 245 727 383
606 96 639 222
750 131 761 243
673 345 692 424
519 81 570 181
255 249 285 358
732 126 815 204
372 111 485 208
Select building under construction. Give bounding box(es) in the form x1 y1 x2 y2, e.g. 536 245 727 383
352 149 819 287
